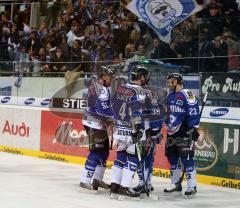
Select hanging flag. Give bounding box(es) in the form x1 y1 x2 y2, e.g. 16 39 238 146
126 0 203 43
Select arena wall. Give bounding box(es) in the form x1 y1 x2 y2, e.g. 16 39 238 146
0 105 239 189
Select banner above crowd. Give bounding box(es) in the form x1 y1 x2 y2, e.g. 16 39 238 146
126 0 203 43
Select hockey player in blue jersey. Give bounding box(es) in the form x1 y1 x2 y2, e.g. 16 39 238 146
80 66 115 190
133 86 164 194
164 73 200 198
110 65 152 199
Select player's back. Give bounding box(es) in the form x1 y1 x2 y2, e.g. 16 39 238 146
112 83 146 130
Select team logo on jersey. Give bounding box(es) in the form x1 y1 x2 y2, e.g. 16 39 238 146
176 99 183 106
187 91 194 99
99 89 105 94
194 128 218 171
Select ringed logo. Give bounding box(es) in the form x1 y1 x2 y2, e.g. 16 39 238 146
24 98 35 105
1 97 11 104
210 108 229 117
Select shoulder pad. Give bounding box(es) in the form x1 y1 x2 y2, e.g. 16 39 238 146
127 83 146 103
180 89 197 105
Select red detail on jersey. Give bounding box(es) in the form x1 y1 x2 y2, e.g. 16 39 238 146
116 86 135 97
176 94 184 100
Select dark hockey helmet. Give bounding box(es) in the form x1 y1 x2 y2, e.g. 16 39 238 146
98 65 115 78
166 73 183 84
130 65 149 84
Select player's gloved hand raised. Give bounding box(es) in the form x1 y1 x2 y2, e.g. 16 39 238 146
187 127 199 141
131 129 143 144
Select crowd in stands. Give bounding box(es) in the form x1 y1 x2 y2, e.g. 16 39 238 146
0 0 240 74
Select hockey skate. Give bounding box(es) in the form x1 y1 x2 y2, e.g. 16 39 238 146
79 182 93 190
184 186 197 199
109 183 120 199
92 179 110 190
132 184 154 193
163 183 182 196
118 186 140 200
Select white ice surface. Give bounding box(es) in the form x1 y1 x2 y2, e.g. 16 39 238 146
0 152 239 208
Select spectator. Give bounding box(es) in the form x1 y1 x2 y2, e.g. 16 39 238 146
46 0 62 27
51 47 68 73
26 31 42 57
69 39 83 72
174 32 198 71
197 32 213 72
125 40 136 59
98 24 114 61
134 43 151 59
15 44 30 73
143 29 153 55
202 2 228 39
223 32 240 72
151 38 178 62
210 36 228 72
40 41 56 72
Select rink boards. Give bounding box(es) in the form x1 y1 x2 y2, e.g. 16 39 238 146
0 105 239 190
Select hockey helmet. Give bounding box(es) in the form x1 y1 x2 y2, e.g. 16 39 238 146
166 73 183 84
98 65 115 78
130 65 149 84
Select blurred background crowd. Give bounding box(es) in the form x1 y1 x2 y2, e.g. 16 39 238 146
0 0 240 75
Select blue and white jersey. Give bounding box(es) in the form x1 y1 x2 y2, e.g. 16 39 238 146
82 82 114 130
166 89 200 137
143 88 164 130
111 82 151 141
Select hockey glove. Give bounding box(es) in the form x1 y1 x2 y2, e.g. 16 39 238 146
131 129 143 144
187 127 199 141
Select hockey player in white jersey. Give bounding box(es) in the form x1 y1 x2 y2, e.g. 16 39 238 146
164 73 200 198
80 66 115 190
110 65 152 199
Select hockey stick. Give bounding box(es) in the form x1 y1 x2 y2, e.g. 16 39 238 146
141 138 161 200
130 114 152 198
175 92 208 187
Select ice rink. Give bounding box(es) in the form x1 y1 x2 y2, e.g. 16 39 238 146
0 152 239 208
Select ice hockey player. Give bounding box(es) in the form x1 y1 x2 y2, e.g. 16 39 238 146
164 73 200 198
133 86 164 194
80 66 115 190
110 65 151 199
